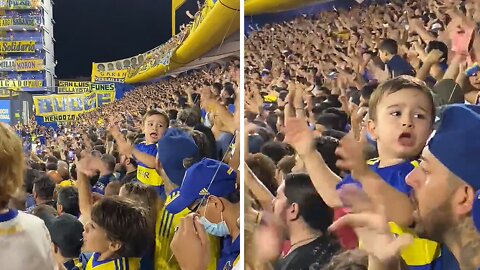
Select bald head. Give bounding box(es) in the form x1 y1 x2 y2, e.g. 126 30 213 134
57 161 70 180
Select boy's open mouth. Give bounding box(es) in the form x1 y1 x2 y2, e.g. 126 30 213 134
398 132 415 147
150 132 158 140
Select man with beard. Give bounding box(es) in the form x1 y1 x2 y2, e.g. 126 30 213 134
270 173 339 270
330 104 480 270
118 154 137 184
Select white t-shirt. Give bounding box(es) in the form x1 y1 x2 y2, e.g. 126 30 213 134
0 209 56 270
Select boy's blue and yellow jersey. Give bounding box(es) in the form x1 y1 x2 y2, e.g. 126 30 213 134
389 223 442 270
337 158 417 194
85 253 141 270
338 158 442 270
134 142 164 195
154 190 220 270
218 235 240 270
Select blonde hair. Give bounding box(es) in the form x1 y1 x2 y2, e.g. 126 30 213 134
0 123 24 209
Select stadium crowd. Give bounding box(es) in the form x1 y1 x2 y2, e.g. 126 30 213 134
2 57 241 270
245 0 480 269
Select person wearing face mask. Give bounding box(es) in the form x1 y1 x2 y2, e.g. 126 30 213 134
166 158 240 270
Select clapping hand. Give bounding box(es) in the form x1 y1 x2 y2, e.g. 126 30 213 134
329 184 413 265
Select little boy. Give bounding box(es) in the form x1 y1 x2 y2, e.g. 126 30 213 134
112 110 169 196
285 76 441 268
76 156 151 270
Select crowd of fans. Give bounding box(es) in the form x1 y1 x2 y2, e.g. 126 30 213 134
245 0 480 269
2 57 241 270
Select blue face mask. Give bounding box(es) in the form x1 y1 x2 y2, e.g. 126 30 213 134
199 212 230 237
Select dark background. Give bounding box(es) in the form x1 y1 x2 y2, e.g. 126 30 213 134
53 0 172 79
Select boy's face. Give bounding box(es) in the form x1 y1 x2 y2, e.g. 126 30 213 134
83 221 119 255
368 88 433 160
143 114 167 144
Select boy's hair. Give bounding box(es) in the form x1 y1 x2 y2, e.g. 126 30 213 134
246 153 278 195
369 76 435 124
91 196 151 258
142 109 169 127
378 38 398 55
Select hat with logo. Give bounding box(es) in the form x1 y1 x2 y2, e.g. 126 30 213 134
427 104 480 232
157 128 199 186
165 158 237 214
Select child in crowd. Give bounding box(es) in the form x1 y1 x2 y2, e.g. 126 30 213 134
285 76 441 268
111 110 169 197
76 155 151 270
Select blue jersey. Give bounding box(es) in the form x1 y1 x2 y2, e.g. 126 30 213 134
338 158 444 270
134 142 164 195
217 235 240 270
337 158 415 195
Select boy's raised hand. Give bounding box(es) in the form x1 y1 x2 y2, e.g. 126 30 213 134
335 130 370 180
284 118 315 157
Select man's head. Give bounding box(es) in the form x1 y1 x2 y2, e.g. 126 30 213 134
368 76 435 160
83 196 150 258
101 154 116 174
142 110 169 144
57 160 70 180
406 105 480 242
57 187 80 217
165 158 239 237
156 128 199 186
33 175 55 204
119 154 137 172
273 173 333 237
43 213 84 261
46 156 58 171
378 38 398 63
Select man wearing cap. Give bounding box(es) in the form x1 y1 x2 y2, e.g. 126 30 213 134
330 104 480 270
42 214 84 270
153 129 220 270
166 158 240 270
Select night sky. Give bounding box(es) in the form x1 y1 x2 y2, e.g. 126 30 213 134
53 0 172 79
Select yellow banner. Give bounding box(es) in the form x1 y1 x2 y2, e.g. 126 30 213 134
0 41 35 53
42 114 78 123
0 80 42 88
91 64 127 82
0 17 37 27
33 91 115 117
4 0 41 9
0 19 13 27
0 89 18 97
15 59 43 71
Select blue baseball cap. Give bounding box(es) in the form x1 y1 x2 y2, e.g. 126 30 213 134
427 104 480 232
157 128 199 186
165 158 237 214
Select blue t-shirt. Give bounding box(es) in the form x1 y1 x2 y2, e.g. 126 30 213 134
387 55 416 78
217 235 240 270
336 158 416 195
92 174 116 195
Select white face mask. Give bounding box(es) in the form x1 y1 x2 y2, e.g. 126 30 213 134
199 212 230 237
199 198 230 237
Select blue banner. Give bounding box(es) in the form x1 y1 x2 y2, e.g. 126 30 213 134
0 100 11 123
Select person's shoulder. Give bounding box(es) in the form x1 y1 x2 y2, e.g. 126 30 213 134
16 211 46 226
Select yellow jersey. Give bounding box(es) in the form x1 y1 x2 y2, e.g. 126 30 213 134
154 190 220 270
85 253 141 270
134 142 164 193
